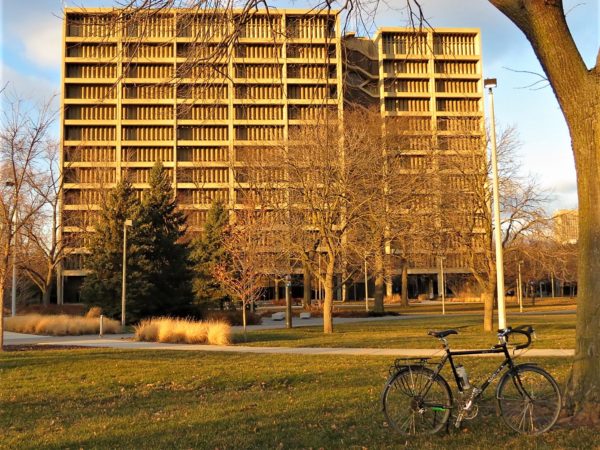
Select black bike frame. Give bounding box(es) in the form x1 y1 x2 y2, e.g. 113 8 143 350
432 343 516 395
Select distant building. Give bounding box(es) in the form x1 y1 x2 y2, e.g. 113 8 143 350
553 209 578 244
59 8 487 301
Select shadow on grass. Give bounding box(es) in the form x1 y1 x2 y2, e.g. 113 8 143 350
232 331 311 345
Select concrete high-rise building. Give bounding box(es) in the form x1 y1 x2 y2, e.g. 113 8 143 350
553 209 578 244
345 28 485 295
60 8 484 301
60 8 343 299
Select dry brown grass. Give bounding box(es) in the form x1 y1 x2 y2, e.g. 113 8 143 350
134 318 231 345
5 314 121 336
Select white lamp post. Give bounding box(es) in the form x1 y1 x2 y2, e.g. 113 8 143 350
121 219 133 327
518 260 524 313
364 253 369 312
438 256 446 316
484 78 507 330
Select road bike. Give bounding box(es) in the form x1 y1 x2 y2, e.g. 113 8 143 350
381 325 561 435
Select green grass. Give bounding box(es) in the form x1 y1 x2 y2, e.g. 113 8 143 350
0 349 596 449
0 350 598 449
237 314 576 349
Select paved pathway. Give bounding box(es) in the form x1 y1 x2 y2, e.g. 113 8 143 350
5 332 573 357
5 309 576 357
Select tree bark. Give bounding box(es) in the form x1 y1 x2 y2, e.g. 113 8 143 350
482 289 495 333
323 258 335 334
488 0 600 417
0 246 10 351
302 262 311 310
401 259 409 307
42 288 51 307
564 122 600 419
373 249 385 313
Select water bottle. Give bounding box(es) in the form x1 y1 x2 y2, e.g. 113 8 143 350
456 364 471 390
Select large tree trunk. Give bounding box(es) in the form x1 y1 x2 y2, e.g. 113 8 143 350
0 283 5 350
482 287 495 333
302 262 311 310
42 288 51 307
400 259 409 307
42 271 54 307
323 258 335 334
564 124 600 419
0 247 11 351
373 249 385 313
488 0 600 418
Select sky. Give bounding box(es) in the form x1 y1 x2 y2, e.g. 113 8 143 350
1 0 598 212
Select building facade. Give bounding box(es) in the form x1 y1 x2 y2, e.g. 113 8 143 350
60 8 484 301
345 28 486 296
553 209 578 244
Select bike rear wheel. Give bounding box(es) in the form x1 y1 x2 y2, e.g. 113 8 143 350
496 365 561 435
382 366 452 435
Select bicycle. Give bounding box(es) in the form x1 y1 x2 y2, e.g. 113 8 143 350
381 325 561 435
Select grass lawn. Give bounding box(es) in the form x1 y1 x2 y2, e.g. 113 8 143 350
382 297 577 315
237 314 576 349
1 348 596 449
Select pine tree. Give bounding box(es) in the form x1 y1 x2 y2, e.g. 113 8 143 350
80 179 141 318
191 200 229 306
128 162 193 318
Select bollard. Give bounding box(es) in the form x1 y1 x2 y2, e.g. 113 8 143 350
99 314 104 338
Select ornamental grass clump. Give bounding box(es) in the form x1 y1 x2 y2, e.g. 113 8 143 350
5 313 121 336
134 317 230 345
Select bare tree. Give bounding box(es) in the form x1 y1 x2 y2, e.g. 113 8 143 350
439 123 549 331
346 112 430 311
0 93 57 349
251 108 385 333
212 203 274 336
18 142 72 306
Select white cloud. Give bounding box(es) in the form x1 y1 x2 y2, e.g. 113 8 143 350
4 0 64 69
1 63 61 138
1 64 60 102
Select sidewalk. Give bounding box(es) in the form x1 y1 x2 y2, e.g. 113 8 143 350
5 332 574 357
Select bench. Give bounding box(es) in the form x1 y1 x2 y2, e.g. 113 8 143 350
271 312 285 321
299 312 311 320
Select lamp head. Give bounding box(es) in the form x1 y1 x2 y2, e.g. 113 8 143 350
484 78 497 89
124 219 133 227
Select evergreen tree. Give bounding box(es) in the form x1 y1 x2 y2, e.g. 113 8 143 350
80 179 141 318
128 162 193 318
191 200 229 306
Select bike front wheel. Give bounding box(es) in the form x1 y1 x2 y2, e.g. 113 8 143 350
496 365 561 435
382 366 452 435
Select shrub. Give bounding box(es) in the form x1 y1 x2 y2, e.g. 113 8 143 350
85 307 103 318
5 314 121 336
18 304 86 316
204 310 262 326
134 317 230 345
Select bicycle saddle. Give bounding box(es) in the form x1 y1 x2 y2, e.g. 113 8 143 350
427 329 458 338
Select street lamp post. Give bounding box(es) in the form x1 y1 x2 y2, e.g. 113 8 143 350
11 211 17 317
285 274 292 329
121 219 133 327
438 256 446 316
364 253 369 312
485 78 507 330
518 260 523 313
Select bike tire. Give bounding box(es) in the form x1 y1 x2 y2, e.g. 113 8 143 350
496 365 561 435
382 366 452 435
